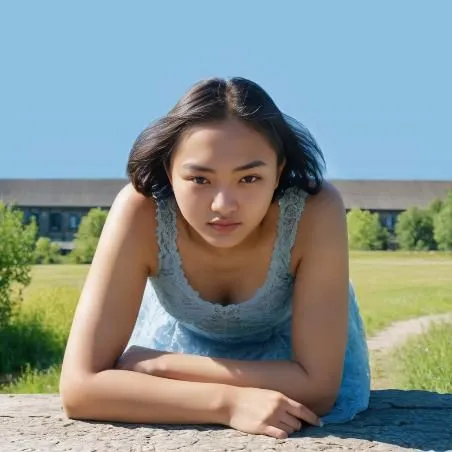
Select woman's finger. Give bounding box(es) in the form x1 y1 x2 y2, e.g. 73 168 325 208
284 397 322 426
279 411 302 432
263 425 289 439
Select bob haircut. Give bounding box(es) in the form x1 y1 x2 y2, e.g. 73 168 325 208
127 77 325 201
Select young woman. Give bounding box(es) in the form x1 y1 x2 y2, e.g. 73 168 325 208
60 77 370 439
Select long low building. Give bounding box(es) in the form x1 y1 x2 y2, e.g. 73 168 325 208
1 178 451 252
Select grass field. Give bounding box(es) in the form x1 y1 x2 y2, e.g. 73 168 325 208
389 321 452 393
349 251 452 335
1 251 451 394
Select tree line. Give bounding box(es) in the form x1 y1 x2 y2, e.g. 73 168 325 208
347 190 452 251
0 189 451 327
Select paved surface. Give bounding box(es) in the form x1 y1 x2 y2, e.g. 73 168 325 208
1 390 451 451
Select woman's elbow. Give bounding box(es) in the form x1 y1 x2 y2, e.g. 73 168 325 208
292 363 338 416
312 394 336 417
310 381 340 417
292 384 337 416
298 375 339 416
59 373 92 419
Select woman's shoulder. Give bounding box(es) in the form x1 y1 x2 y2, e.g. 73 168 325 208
282 181 345 218
304 181 345 215
293 181 347 255
111 182 158 224
107 183 159 271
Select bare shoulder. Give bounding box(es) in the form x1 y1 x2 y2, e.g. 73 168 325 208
112 182 157 226
107 183 159 273
304 181 345 218
295 181 347 258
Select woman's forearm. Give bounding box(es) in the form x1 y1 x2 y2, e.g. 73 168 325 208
155 353 329 413
61 368 232 425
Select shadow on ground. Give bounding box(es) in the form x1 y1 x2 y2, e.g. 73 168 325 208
96 389 452 451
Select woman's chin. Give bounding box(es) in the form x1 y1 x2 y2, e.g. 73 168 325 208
203 235 242 249
199 228 246 250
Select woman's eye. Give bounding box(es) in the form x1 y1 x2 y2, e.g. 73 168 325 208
191 176 208 185
241 175 260 183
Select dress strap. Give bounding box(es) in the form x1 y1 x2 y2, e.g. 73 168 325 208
154 196 179 276
276 187 308 270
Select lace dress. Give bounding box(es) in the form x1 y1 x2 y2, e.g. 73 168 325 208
125 187 371 424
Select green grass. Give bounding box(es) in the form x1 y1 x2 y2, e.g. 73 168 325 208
0 252 451 393
0 273 82 392
350 252 452 335
386 321 452 394
23 264 89 291
0 364 61 394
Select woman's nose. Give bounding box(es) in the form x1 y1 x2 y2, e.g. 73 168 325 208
211 190 238 215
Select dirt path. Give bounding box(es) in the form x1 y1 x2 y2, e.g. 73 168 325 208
367 312 452 389
367 312 452 353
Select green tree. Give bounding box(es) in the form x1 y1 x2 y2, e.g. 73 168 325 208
433 190 452 251
0 202 37 326
428 198 443 216
34 237 61 264
70 208 108 264
395 207 436 250
347 209 388 250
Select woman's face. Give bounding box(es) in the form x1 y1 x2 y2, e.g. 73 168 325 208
169 118 283 249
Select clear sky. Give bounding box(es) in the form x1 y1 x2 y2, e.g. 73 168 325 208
1 1 451 181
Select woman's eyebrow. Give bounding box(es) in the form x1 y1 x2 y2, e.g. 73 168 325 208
181 160 267 173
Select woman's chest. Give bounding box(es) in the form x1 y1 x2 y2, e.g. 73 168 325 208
183 259 266 305
177 239 300 306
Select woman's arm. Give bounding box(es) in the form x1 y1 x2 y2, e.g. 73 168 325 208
117 346 314 409
117 183 350 416
59 184 230 425
289 182 349 412
63 368 233 425
60 183 321 438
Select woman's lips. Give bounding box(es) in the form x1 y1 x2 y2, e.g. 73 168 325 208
208 222 241 232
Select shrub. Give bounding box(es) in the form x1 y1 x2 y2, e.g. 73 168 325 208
70 208 108 264
433 190 452 251
347 209 388 250
395 207 436 250
0 202 37 326
34 237 61 264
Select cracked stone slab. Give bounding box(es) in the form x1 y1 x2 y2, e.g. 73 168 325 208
1 390 451 451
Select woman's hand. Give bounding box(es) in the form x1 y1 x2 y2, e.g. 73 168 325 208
114 345 167 375
226 386 323 439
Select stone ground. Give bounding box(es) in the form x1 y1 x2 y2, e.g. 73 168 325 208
1 391 451 451
1 314 452 451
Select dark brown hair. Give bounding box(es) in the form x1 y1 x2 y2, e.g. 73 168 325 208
127 77 325 200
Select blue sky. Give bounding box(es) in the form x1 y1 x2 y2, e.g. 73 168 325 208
1 1 451 180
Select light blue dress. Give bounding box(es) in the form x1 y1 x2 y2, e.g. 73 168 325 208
126 187 371 424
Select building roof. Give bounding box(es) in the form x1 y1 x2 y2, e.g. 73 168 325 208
0 178 451 211
331 179 452 210
0 179 128 208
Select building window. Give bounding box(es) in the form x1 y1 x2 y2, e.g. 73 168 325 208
385 215 393 229
383 213 398 231
49 212 62 232
68 213 80 232
28 211 40 227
